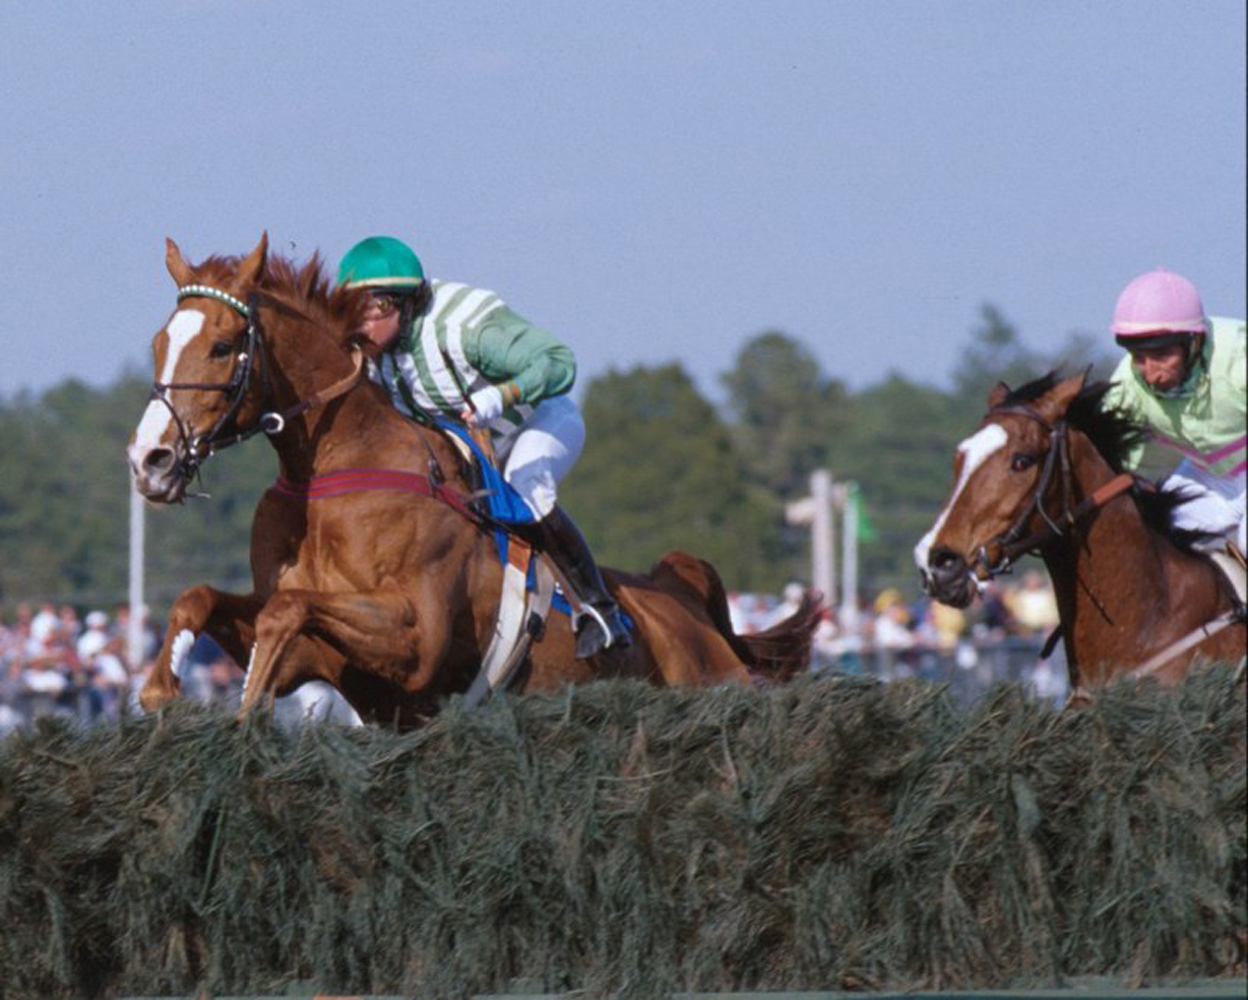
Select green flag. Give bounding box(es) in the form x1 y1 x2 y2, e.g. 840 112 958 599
852 487 878 543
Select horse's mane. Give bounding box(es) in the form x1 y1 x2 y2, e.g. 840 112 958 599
999 372 1214 551
194 248 470 474
193 251 368 343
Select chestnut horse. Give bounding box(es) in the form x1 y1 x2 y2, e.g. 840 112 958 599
915 372 1245 699
128 235 820 726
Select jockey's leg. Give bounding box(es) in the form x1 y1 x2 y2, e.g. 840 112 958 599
499 396 629 657
533 506 632 658
1165 464 1247 607
1163 460 1244 536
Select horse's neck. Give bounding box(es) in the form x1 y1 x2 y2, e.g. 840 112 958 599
1041 435 1221 675
265 341 463 485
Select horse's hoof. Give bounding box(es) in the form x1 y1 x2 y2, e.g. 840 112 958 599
138 684 179 714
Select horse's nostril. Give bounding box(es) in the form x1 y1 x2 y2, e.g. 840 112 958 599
931 547 964 574
144 448 175 474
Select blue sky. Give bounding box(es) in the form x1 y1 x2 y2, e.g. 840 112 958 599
2 0 1244 404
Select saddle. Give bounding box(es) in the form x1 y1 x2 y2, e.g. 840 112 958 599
1206 541 1247 614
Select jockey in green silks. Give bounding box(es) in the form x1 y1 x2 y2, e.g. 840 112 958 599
336 235 631 657
1102 268 1246 602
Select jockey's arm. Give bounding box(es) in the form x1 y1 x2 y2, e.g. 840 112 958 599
465 307 577 406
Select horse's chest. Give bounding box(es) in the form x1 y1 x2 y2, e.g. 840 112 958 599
272 510 380 589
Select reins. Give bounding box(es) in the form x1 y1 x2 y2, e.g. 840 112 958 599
149 283 363 487
999 473 1138 565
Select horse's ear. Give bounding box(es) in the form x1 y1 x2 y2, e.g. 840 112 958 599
165 238 194 287
986 382 1010 408
1036 371 1087 422
235 232 269 287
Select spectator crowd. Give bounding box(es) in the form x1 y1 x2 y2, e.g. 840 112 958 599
1 568 1068 733
728 567 1067 706
0 601 161 734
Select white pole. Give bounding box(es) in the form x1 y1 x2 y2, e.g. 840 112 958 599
841 482 859 630
127 484 145 669
810 469 835 606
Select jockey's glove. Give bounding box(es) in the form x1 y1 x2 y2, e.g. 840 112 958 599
462 385 505 426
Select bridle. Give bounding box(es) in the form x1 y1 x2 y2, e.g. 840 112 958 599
148 283 363 488
148 285 266 485
966 404 1135 582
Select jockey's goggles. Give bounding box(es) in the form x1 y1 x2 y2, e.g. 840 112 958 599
1116 331 1194 354
368 292 405 317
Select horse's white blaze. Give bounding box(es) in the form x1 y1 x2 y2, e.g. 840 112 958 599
130 310 205 454
169 627 196 680
913 423 1009 571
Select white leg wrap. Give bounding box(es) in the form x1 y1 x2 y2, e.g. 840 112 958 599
169 629 196 681
280 681 364 727
239 643 258 702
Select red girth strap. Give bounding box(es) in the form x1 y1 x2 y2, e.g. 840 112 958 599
272 469 481 522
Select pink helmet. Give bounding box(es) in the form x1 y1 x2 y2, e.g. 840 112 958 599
1111 268 1207 339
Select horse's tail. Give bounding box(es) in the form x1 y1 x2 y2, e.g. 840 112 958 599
648 550 823 682
738 592 826 682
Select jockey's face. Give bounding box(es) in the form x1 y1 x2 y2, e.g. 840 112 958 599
357 293 403 358
1129 342 1188 392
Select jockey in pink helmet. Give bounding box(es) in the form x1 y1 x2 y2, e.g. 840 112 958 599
1111 269 1209 393
1104 269 1247 603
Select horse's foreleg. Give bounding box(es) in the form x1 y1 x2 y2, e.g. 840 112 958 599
237 588 446 717
140 586 262 712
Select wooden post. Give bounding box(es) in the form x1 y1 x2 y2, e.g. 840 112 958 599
785 469 836 605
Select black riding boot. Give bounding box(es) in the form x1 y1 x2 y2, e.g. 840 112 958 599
534 507 632 657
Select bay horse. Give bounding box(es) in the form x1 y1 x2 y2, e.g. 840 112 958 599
128 235 820 726
915 371 1245 700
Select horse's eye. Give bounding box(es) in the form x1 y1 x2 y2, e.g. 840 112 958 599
1010 453 1037 472
210 340 234 359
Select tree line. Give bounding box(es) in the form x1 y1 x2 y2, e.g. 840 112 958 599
0 306 1115 616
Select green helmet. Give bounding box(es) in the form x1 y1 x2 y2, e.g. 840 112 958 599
336 236 425 290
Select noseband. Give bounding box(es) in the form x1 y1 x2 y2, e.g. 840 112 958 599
148 283 363 489
968 404 1135 581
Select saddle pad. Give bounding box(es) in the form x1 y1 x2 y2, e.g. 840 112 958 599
437 419 536 525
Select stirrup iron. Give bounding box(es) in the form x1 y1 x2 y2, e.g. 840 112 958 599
572 604 630 658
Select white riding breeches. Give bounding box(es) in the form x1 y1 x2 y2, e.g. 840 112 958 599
496 394 586 519
1163 459 1247 552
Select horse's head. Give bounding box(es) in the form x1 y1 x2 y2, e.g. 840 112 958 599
128 234 273 502
914 372 1088 607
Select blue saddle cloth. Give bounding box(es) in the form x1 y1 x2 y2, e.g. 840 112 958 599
438 421 573 616
437 420 536 526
